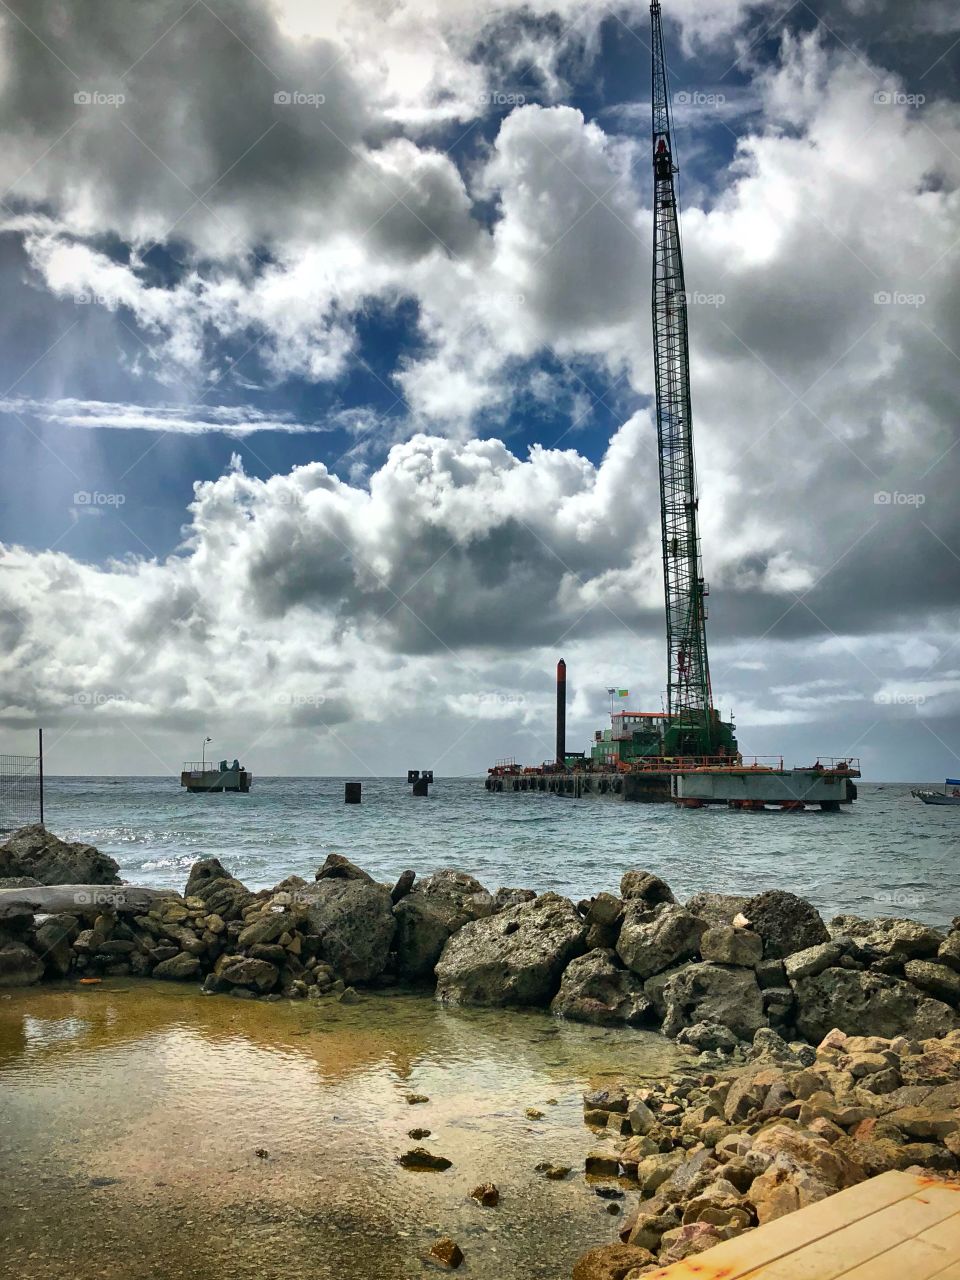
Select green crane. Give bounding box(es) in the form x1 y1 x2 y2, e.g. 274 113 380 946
650 0 736 758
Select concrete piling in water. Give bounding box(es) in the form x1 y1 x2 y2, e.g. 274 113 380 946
409 768 433 796
344 782 361 804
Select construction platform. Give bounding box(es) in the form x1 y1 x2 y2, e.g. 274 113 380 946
485 757 859 810
646 1170 960 1279
180 761 252 793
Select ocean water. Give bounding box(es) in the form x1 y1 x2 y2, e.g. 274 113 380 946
34 776 960 927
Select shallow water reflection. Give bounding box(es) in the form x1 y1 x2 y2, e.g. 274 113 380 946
0 982 681 1280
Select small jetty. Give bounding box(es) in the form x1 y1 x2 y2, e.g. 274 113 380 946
180 757 252 793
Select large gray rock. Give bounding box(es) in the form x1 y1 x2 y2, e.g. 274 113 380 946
551 948 653 1026
784 942 843 980
743 890 829 959
315 853 375 884
644 961 697 1019
492 887 537 911
581 892 625 949
660 962 766 1040
215 954 280 992
686 892 752 928
620 870 676 906
617 903 707 980
828 916 944 960
393 869 493 979
0 940 44 986
300 877 395 984
152 952 201 980
33 913 79 977
902 960 960 1007
184 857 255 920
0 825 120 886
792 967 960 1041
435 893 586 1007
939 933 960 972
675 1019 740 1052
700 926 763 967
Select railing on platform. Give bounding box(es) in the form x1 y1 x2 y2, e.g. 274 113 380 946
623 754 859 775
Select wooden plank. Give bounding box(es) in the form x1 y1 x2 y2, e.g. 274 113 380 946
835 1208 960 1280
756 1186 960 1280
644 1174 940 1280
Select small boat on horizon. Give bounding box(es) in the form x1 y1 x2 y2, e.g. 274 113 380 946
911 779 960 806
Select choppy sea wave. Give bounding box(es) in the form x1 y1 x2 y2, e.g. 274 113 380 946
37 776 960 927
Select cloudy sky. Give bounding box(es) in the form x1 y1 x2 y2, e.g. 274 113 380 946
0 0 957 781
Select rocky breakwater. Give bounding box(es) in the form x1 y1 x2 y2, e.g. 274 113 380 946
0 834 539 1002
571 1023 960 1277
3 826 960 1062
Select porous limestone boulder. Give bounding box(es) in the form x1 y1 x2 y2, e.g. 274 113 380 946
435 893 586 1007
393 869 493 979
315 853 375 884
571 1243 656 1280
619 870 676 906
492 887 537 911
215 954 280 992
675 1019 740 1052
551 948 653 1026
660 962 766 1040
583 892 625 949
784 942 843 981
828 915 944 960
938 932 960 972
743 890 829 959
0 825 120 886
903 960 960 1006
792 967 960 1042
300 876 396 984
184 857 255 920
0 940 44 986
686 892 752 928
33 912 79 977
700 926 763 967
152 952 201 980
616 903 707 981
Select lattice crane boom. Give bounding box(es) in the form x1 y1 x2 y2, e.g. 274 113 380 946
650 0 719 755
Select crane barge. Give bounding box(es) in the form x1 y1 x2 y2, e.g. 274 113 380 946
485 0 859 811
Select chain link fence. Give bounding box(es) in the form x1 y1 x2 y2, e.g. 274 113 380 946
0 751 43 833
